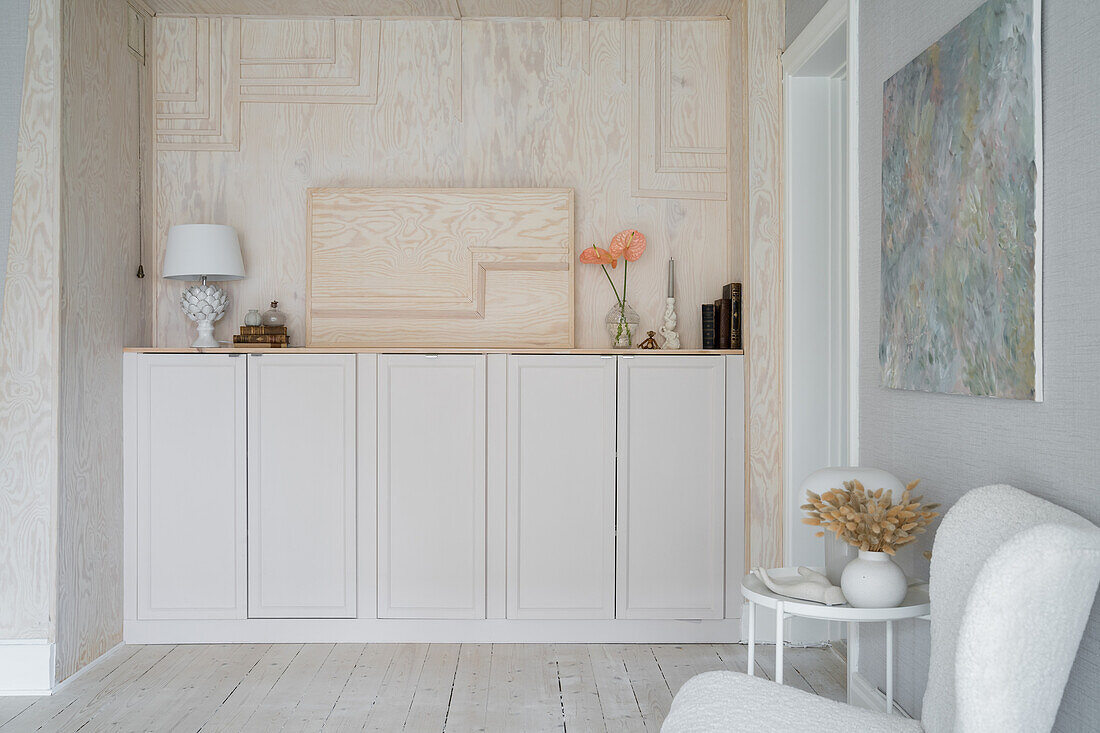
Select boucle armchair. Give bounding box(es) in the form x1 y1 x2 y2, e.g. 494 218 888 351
661 485 1100 733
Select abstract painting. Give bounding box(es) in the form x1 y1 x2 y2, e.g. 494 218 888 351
880 0 1042 400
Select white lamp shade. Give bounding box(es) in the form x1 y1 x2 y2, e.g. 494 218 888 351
162 224 246 281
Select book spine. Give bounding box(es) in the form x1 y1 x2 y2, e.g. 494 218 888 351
729 283 742 350
701 303 717 349
233 334 288 344
239 325 288 336
715 298 732 349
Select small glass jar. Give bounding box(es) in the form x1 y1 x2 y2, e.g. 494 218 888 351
244 309 262 326
605 301 641 349
262 300 286 327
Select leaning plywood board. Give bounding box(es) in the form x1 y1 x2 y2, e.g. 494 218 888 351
307 188 575 348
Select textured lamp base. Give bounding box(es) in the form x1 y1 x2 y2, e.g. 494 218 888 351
180 284 229 348
191 321 219 348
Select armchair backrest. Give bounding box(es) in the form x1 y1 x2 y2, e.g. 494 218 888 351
921 485 1100 732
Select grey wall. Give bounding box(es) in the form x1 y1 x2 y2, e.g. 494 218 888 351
0 0 32 316
858 1 1100 729
785 0 830 47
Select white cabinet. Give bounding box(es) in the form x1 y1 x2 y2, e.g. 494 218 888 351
377 355 486 619
247 354 357 618
125 350 746 639
131 354 247 619
616 356 726 619
506 355 616 619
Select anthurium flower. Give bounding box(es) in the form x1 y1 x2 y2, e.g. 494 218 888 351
579 245 617 268
609 229 646 262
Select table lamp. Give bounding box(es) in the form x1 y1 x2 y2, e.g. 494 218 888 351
162 224 245 348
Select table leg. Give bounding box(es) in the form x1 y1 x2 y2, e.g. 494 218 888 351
886 620 894 715
747 601 756 677
775 600 784 685
846 621 858 706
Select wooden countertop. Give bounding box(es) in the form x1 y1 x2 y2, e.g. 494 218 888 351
124 346 745 356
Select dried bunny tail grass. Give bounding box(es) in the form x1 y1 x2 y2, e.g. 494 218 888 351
802 478 939 554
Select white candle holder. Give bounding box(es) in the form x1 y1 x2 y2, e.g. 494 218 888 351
659 297 680 349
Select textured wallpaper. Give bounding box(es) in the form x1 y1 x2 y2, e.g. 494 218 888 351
859 1 1100 729
0 0 60 643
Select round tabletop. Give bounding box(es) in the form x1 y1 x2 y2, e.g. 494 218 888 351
741 568 930 622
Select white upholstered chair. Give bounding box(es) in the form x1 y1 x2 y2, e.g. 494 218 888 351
661 484 1100 733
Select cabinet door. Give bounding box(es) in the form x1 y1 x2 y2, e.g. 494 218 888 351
506 355 616 619
247 354 357 618
616 355 726 619
378 354 486 619
135 355 246 619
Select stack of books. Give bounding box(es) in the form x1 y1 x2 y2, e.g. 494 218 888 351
702 282 742 350
233 325 288 347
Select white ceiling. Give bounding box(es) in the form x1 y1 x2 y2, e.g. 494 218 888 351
143 0 738 18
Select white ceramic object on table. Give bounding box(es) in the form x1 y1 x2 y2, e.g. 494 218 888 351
179 285 230 348
752 566 845 605
824 532 857 585
841 550 908 608
660 297 681 349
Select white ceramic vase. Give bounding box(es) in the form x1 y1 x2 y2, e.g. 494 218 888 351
840 550 907 608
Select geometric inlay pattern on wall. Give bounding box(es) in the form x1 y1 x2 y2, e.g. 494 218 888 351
306 187 575 348
631 19 728 200
155 17 381 151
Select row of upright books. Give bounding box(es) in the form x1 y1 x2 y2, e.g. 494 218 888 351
701 282 742 350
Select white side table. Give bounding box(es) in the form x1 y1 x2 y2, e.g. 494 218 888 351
742 568 930 715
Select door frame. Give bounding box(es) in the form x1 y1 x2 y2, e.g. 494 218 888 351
779 0 858 645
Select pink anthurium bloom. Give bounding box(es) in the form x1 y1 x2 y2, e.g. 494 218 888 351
609 229 647 262
579 245 617 268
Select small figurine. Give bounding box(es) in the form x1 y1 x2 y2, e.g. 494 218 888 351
638 331 660 349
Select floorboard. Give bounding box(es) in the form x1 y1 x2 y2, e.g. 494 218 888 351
0 642 848 731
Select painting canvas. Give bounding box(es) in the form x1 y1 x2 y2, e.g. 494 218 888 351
880 0 1042 400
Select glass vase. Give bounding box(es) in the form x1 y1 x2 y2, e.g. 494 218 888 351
605 301 641 349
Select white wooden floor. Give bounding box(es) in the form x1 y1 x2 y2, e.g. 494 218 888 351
0 643 846 732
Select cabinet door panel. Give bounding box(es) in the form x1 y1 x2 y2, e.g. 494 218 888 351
136 355 246 619
378 354 486 619
248 354 357 618
617 355 725 619
506 355 616 619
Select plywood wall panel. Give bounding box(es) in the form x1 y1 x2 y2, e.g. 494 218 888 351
0 0 61 642
55 0 146 682
151 17 737 349
744 0 783 570
306 187 574 347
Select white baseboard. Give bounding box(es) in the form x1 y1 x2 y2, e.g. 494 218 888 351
848 670 912 717
0 640 54 696
125 617 745 644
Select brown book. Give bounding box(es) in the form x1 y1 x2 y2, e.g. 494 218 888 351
701 304 717 349
233 333 288 344
715 298 732 349
232 342 287 348
239 325 288 336
725 283 742 349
